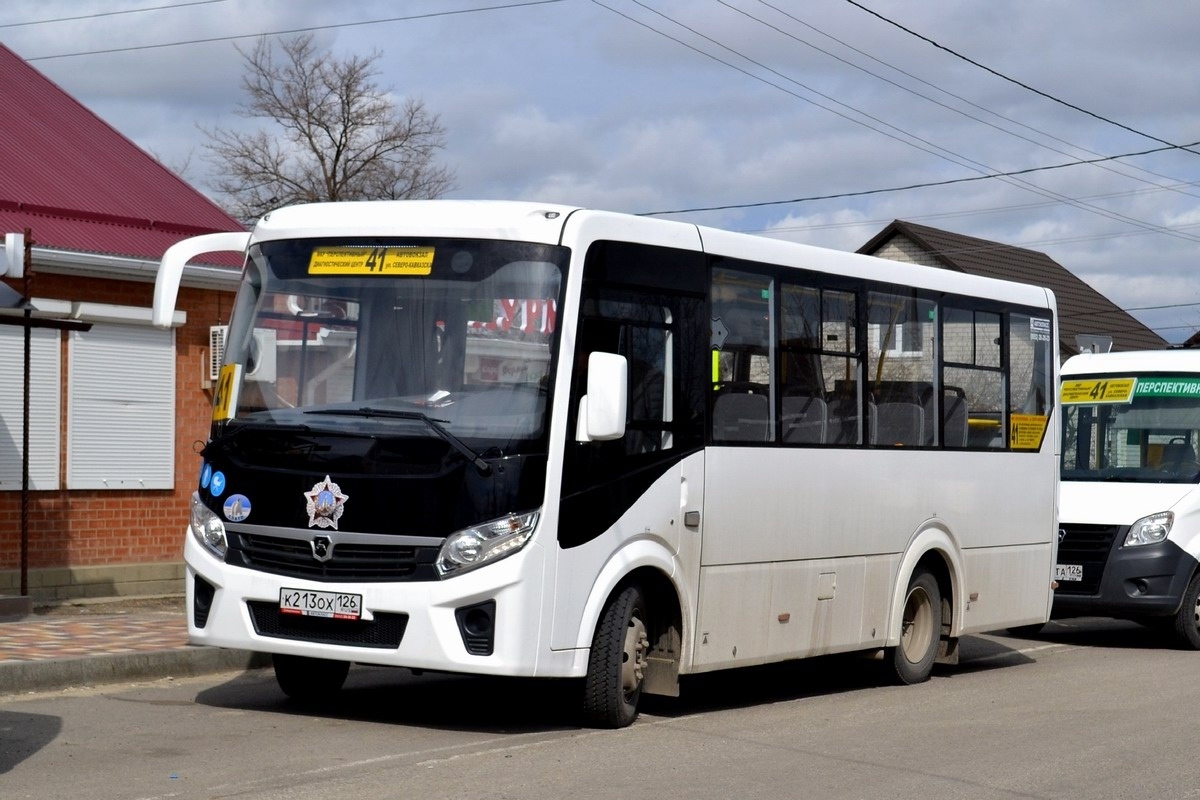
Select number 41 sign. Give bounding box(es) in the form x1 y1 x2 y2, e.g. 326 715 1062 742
212 363 243 422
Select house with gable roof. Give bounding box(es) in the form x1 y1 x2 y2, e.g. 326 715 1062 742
858 220 1167 357
0 43 245 601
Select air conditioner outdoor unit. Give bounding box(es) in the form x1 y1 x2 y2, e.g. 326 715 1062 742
209 325 277 382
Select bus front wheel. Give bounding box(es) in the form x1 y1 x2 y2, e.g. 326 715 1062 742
582 585 649 729
888 567 942 685
273 654 350 702
1172 572 1200 650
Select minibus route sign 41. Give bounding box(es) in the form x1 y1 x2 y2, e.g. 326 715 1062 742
1061 376 1200 405
307 246 434 275
1060 377 1136 404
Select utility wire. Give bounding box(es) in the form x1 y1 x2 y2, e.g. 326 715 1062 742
844 0 1200 156
611 1 1200 242
25 0 567 60
0 1 226 29
753 180 1200 236
1061 301 1200 318
639 140 1200 216
743 0 1200 199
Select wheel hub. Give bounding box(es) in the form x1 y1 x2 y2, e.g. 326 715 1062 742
621 615 649 696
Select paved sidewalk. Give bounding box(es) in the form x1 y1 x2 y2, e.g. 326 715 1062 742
0 595 268 696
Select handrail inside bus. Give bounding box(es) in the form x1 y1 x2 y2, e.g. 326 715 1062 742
152 231 251 328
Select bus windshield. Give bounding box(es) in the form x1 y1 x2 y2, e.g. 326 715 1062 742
1062 375 1200 483
217 237 567 455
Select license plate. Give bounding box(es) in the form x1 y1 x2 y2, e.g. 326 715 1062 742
1054 564 1083 582
279 588 362 620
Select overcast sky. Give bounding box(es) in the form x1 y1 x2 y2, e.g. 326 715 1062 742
6 0 1200 341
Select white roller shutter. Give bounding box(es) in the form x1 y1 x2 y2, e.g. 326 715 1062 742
0 326 60 491
67 322 175 490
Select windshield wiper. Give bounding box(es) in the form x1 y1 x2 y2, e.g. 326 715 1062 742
304 407 493 476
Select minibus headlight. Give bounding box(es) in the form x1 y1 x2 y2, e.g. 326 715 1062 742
437 510 539 577
190 492 228 557
1124 511 1173 547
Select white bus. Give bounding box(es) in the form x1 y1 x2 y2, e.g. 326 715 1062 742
1058 349 1200 647
153 201 1059 727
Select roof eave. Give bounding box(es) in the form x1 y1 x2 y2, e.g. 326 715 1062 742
31 246 240 291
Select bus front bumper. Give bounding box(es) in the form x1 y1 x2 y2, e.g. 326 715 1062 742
1052 536 1197 619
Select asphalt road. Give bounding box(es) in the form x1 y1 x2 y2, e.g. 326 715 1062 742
3 618 1200 800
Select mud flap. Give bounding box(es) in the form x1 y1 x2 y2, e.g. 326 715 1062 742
643 623 681 697
936 635 959 666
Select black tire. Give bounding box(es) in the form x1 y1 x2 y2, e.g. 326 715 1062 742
887 567 942 685
582 585 649 728
273 654 350 702
1172 572 1200 650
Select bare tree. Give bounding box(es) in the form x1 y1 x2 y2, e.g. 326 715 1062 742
204 34 455 221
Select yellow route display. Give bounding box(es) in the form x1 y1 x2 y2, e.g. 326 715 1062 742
308 246 434 275
1060 377 1135 404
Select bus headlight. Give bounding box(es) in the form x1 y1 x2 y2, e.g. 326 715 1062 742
1124 511 1173 547
190 491 228 557
437 511 539 577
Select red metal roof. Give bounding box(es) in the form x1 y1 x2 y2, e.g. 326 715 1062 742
0 43 244 263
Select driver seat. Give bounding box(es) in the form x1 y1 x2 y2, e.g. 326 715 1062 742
1161 441 1196 469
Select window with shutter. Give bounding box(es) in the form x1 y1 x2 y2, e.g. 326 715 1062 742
67 322 175 490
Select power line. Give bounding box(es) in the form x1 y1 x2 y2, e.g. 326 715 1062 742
843 0 1200 156
639 140 1200 216
606 1 1200 243
1062 301 1200 319
25 0 567 61
740 0 1200 200
750 180 1200 236
0 1 226 29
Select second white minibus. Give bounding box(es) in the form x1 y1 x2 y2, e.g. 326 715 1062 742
1058 349 1200 647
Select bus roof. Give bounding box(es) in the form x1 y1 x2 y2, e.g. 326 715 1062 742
1062 349 1197 376
251 200 582 246
247 200 1055 312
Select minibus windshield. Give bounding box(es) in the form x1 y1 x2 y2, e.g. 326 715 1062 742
1062 375 1200 483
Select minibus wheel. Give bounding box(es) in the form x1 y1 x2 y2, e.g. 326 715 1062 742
888 567 941 684
582 585 649 728
1172 573 1200 650
273 654 351 701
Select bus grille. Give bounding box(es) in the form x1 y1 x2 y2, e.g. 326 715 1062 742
1056 523 1123 595
228 532 440 582
248 601 407 648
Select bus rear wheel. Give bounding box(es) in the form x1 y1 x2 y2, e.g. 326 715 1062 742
888 567 942 685
273 654 350 702
1172 572 1200 650
582 585 649 728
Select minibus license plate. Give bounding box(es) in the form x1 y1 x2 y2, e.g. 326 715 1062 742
1054 564 1083 582
279 588 362 620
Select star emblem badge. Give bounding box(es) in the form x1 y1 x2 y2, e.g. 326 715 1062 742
304 475 348 530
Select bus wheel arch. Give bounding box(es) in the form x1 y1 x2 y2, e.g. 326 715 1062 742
581 567 682 728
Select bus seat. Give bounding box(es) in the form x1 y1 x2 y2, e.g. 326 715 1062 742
943 395 969 448
714 392 770 442
873 402 924 446
1161 441 1197 468
827 396 861 445
783 394 827 444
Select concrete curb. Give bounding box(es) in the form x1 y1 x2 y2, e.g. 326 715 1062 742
0 647 271 696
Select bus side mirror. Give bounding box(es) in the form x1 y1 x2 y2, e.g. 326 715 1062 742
576 352 627 442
